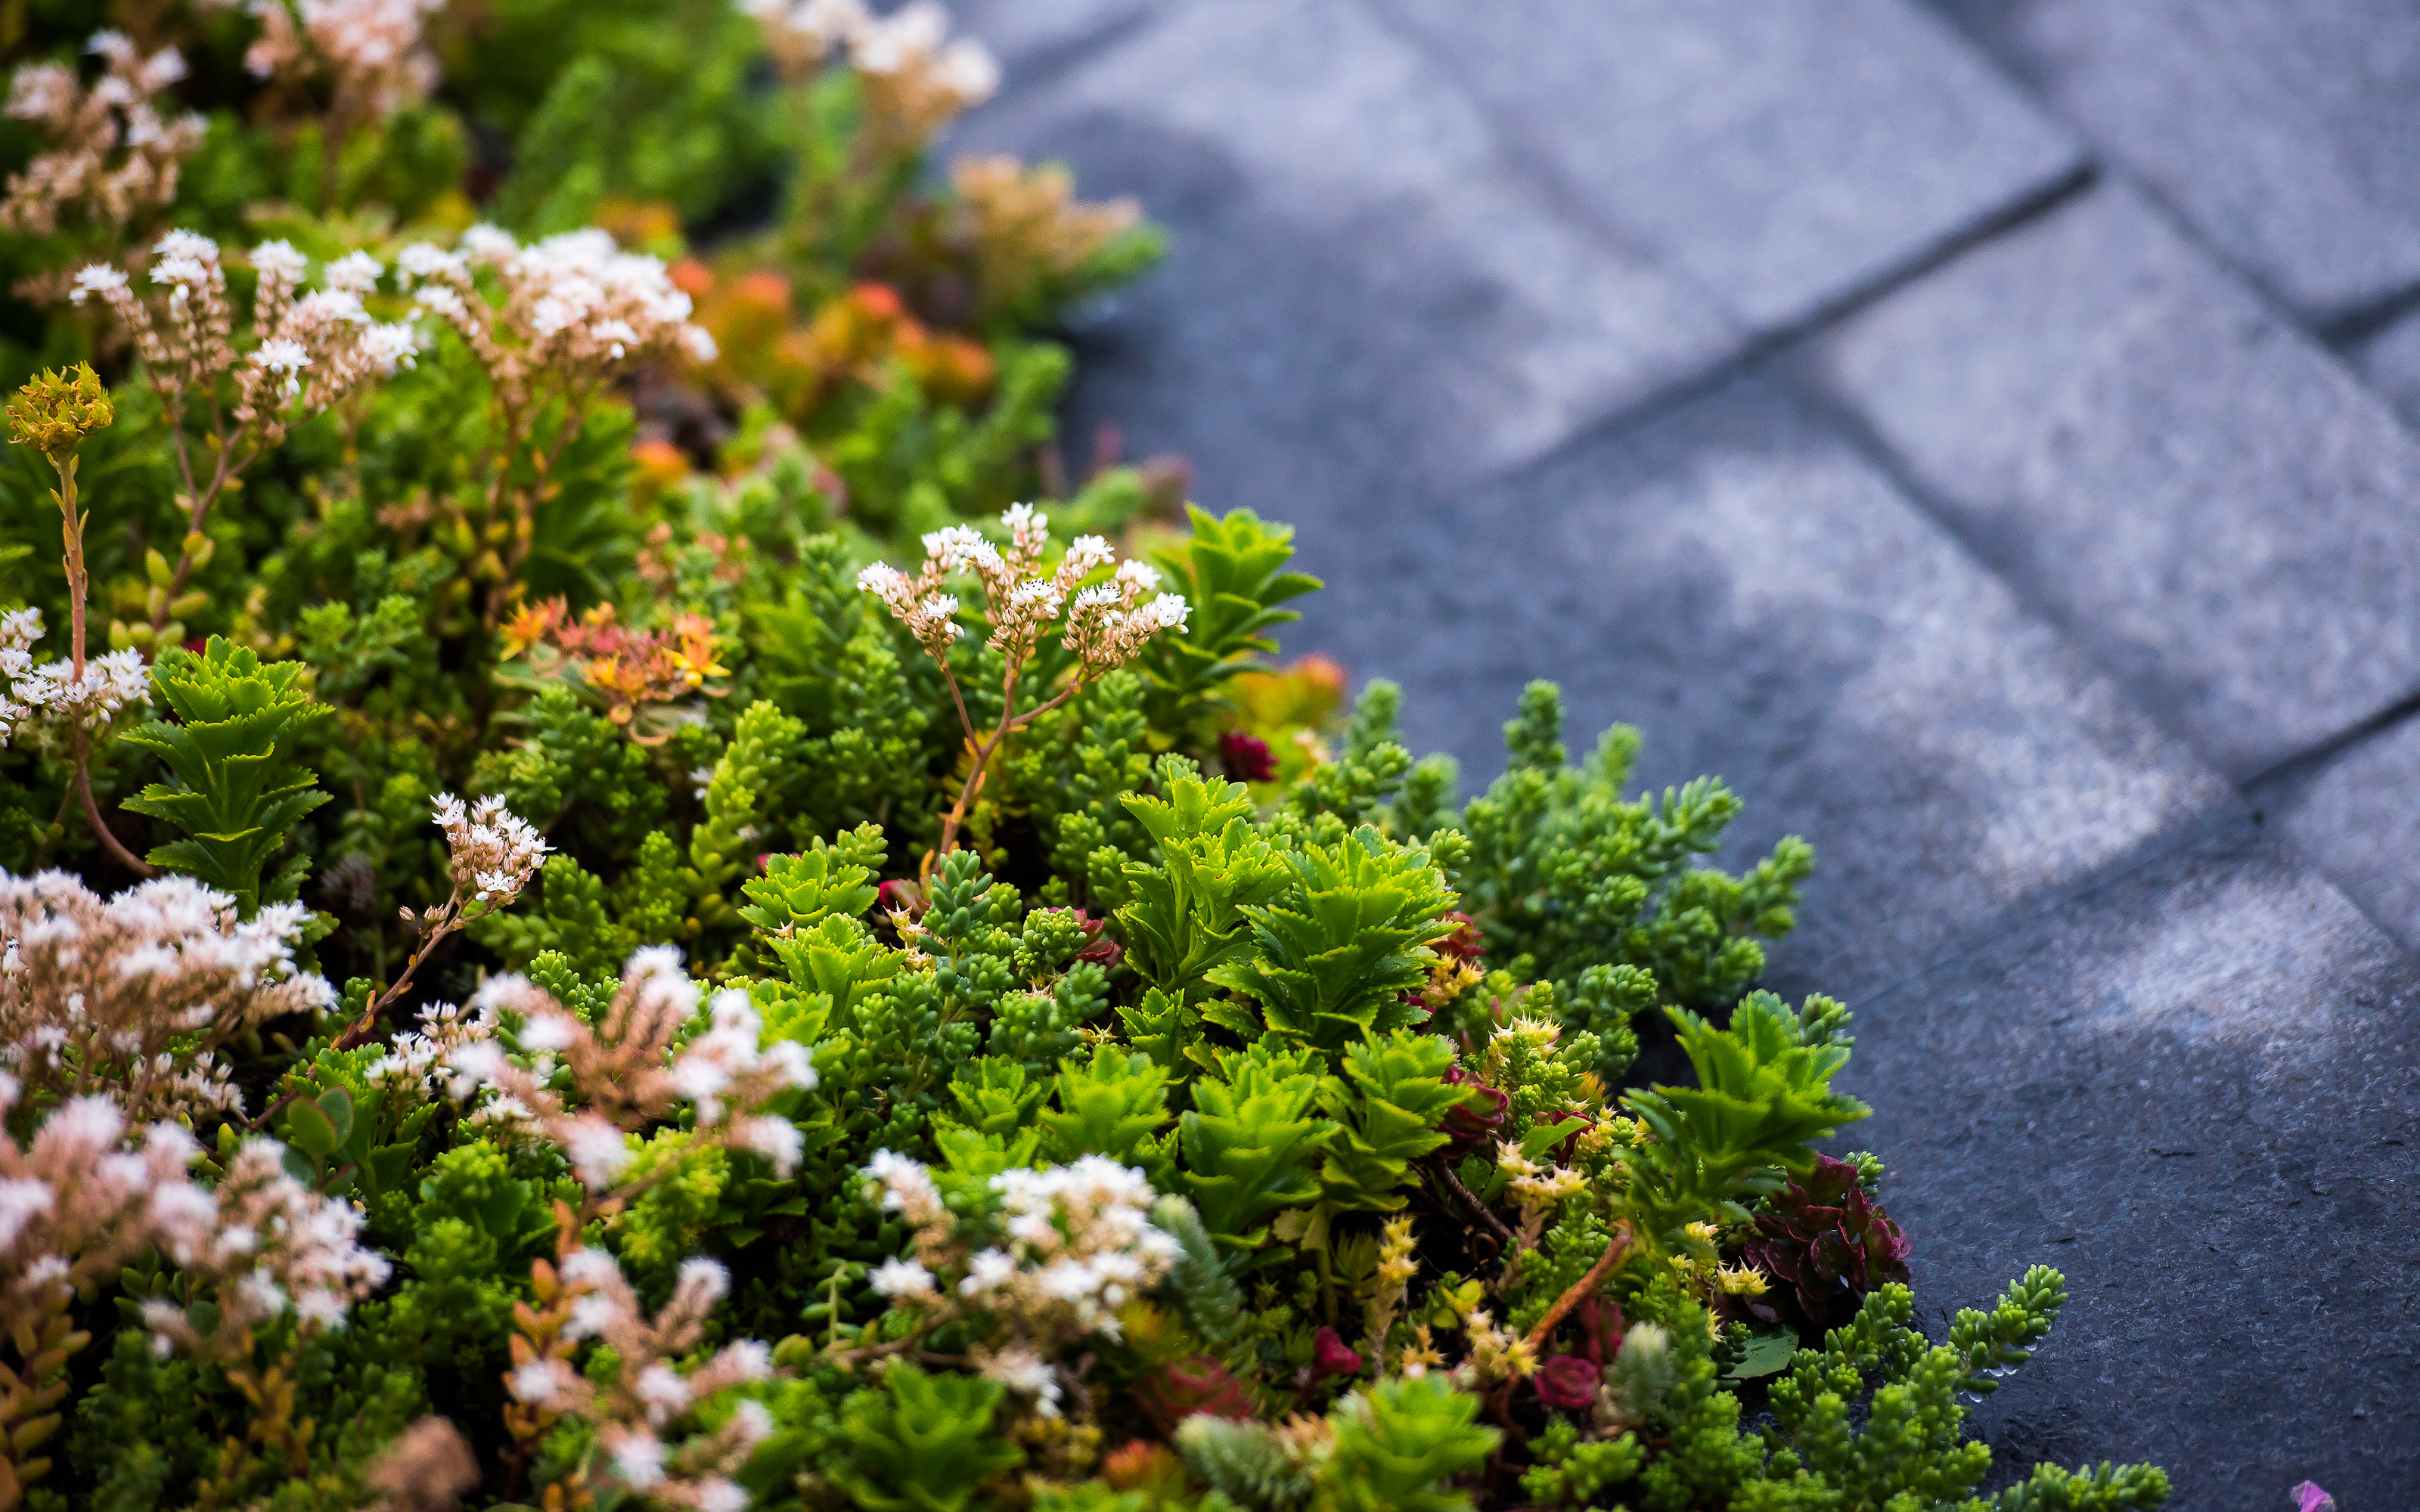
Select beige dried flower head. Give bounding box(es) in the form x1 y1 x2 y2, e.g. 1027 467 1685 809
0 869 336 1120
951 156 1142 315
848 0 998 154
442 947 814 1192
1 32 206 239
365 1417 480 1512
740 0 871 77
506 1246 774 1505
5 362 112 460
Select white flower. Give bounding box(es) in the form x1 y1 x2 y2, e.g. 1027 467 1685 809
871 1256 936 1298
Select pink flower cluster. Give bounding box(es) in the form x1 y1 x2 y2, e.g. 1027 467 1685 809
0 1092 201 1346
0 1090 386 1365
1 32 206 237
442 947 814 1192
508 1248 774 1507
232 0 445 121
0 869 336 1120
138 1136 392 1361
431 791 550 906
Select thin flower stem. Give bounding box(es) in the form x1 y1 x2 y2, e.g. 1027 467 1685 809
51 451 154 877
1522 1225 1632 1352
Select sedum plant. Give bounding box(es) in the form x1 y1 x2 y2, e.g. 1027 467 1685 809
0 1 2168 1508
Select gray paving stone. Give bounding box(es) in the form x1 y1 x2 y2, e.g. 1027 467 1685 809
2351 308 2420 432
2272 717 2420 957
1932 0 2420 320
1305 377 2232 1004
948 0 1149 79
951 0 1744 510
1845 817 2420 1503
1803 185 2420 782
1371 0 2083 333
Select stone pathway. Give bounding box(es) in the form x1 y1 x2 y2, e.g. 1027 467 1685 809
951 0 2420 1499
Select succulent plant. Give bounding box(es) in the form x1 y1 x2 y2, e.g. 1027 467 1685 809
1740 1154 1913 1328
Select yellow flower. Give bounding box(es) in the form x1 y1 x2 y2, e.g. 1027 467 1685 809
6 363 112 460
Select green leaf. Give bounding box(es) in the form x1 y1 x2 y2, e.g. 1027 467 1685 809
1725 1326 1799 1380
284 1098 342 1160
120 637 330 916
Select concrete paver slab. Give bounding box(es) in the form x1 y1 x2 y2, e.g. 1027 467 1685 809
1375 0 2083 333
1932 0 2420 320
1847 817 2420 1504
1806 186 2420 782
1311 379 2232 1004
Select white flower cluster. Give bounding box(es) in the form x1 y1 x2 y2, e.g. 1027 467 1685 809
430 791 550 906
72 230 419 451
139 1136 392 1359
863 1151 1178 1416
395 225 716 401
1 31 206 237
0 608 150 751
857 503 1187 669
442 947 813 1191
742 0 1000 112
0 869 337 1120
507 1247 774 1507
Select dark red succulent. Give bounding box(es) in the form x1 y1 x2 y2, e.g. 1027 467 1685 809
1070 908 1125 967
876 878 926 919
1310 1326 1364 1381
1534 1354 1600 1411
1435 910 1485 961
1573 1295 1625 1365
1538 1108 1591 1164
1438 1064 1510 1151
1219 729 1278 782
1137 1353 1254 1433
1739 1155 1913 1328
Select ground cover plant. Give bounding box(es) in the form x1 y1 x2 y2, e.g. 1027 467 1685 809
0 2 2173 1507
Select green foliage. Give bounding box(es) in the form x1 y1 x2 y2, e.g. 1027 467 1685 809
827 1365 1025 1512
0 15 2158 1496
1205 826 1457 1061
1620 993 1870 1249
1457 681 1813 1011
1320 1375 1499 1512
120 637 330 913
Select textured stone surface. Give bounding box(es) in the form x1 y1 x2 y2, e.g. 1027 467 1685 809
1305 379 2232 1002
2272 720 2420 956
1805 186 2420 781
1373 0 2082 333
1846 817 2420 1504
950 0 1150 79
952 0 1744 531
1932 0 2420 319
2351 308 2420 431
